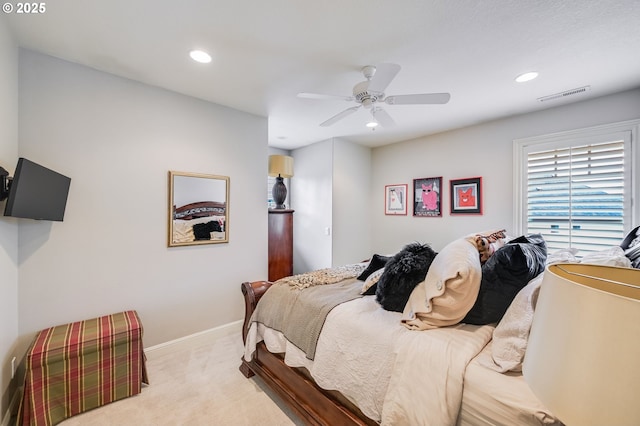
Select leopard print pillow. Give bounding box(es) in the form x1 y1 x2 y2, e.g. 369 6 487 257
467 229 507 264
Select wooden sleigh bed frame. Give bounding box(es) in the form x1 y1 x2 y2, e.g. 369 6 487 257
236 231 627 425
238 280 375 426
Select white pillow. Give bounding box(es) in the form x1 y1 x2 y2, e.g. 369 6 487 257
482 273 544 372
580 246 631 267
172 220 195 242
401 237 482 330
546 247 579 265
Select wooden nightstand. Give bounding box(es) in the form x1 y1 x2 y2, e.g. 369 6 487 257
268 209 294 281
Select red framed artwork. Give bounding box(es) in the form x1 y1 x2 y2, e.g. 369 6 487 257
385 184 408 215
450 177 482 214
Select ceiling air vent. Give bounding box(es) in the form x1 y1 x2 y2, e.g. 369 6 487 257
537 85 591 103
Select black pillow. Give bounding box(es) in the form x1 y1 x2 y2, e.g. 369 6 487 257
621 225 640 268
357 254 391 281
375 243 437 312
463 234 547 325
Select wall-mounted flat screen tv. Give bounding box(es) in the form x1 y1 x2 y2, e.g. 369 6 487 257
3 158 71 221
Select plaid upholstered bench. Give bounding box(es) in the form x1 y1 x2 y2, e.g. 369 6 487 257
17 310 149 426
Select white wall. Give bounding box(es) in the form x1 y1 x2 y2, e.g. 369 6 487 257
291 140 333 273
0 16 19 419
371 89 640 254
16 50 268 352
291 138 372 272
332 139 371 265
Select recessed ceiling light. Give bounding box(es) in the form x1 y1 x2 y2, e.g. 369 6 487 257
366 121 379 128
189 50 212 64
515 72 538 83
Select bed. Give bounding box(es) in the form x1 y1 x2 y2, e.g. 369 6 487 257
171 201 226 243
239 232 635 425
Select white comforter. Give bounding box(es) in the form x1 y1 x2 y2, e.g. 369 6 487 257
245 296 494 425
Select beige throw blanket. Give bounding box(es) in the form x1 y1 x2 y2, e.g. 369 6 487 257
250 278 363 359
275 263 365 289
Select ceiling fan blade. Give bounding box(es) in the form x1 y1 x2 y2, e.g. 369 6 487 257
367 63 401 93
385 93 451 105
372 108 396 127
320 106 361 127
297 92 354 102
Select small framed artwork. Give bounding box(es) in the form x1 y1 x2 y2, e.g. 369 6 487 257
413 177 442 217
385 184 408 215
450 177 482 214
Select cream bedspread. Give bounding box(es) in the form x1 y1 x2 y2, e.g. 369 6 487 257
458 343 562 425
245 295 494 425
381 322 494 425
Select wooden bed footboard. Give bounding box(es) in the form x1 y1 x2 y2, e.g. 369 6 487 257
240 280 273 344
238 281 375 426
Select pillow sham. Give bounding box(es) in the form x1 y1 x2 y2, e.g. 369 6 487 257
581 246 631 267
172 221 195 243
376 243 437 312
401 237 482 330
357 254 391 281
481 273 543 373
361 268 384 295
462 234 547 325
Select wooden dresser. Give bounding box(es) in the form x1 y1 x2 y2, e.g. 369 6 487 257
268 209 294 281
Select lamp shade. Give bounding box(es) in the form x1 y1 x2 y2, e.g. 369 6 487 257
523 263 640 426
268 155 294 178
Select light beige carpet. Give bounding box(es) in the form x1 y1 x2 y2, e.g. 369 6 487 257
62 334 303 425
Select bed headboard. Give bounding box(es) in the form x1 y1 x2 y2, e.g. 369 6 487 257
174 201 226 220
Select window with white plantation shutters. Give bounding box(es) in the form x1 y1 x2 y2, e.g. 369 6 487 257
515 121 638 256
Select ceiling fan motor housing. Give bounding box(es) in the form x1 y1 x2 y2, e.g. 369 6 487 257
353 81 383 108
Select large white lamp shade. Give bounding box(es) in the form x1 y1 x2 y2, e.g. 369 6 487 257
523 263 640 426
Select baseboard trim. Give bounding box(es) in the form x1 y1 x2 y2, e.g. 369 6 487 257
144 320 242 361
1 386 22 426
1 321 243 423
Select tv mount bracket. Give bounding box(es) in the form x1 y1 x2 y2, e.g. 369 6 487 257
0 166 11 201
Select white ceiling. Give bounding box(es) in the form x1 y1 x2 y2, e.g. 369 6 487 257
5 0 640 149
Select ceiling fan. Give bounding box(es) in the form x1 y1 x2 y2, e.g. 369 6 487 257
297 63 450 128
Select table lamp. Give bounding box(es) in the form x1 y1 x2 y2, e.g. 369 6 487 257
268 155 293 209
523 263 640 426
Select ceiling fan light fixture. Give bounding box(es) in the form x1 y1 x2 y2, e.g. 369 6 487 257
515 71 538 83
362 98 374 109
189 49 212 64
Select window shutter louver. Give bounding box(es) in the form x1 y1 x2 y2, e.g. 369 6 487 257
525 139 627 254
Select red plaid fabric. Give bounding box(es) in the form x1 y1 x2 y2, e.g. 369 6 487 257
18 311 149 426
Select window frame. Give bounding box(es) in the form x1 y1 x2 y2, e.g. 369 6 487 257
513 119 640 252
